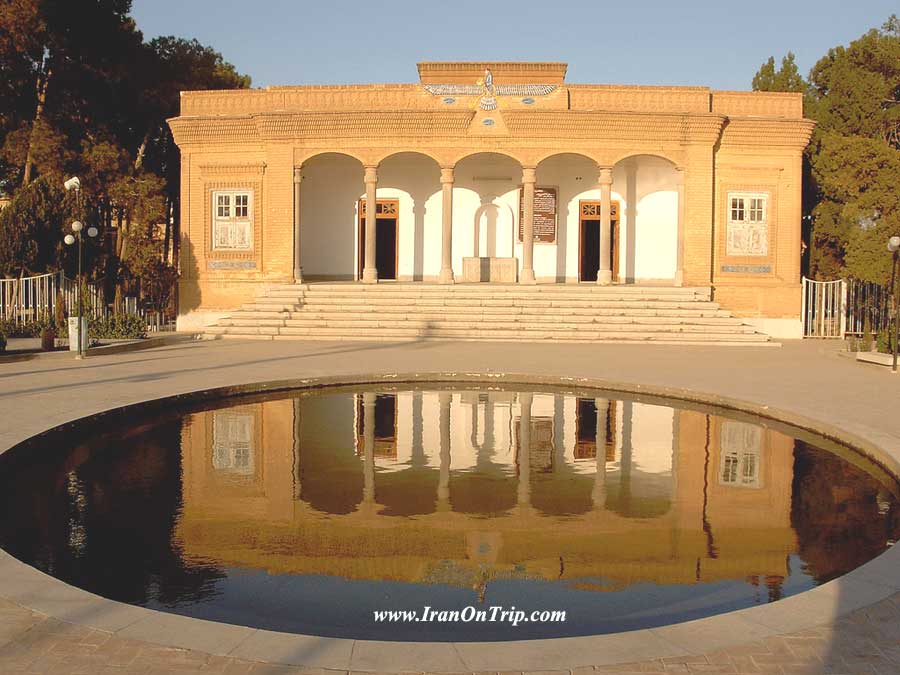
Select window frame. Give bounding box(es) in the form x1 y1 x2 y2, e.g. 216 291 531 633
726 191 769 258
211 189 254 252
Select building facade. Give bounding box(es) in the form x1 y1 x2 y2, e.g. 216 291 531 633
169 62 814 337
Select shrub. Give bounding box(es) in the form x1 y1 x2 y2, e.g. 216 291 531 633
0 332 6 353
0 316 54 338
876 327 897 355
54 289 67 331
88 313 147 340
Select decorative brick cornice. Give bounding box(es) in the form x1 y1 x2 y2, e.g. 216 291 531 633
503 111 728 144
253 111 473 139
720 118 816 148
199 163 266 177
169 116 259 146
170 109 731 148
168 109 815 155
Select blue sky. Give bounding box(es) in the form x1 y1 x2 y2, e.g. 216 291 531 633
131 0 897 90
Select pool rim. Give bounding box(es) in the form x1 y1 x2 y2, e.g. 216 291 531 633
1 371 899 672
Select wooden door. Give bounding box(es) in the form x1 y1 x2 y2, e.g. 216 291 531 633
358 199 399 280
578 200 620 282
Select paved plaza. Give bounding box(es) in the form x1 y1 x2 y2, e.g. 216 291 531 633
1 338 899 674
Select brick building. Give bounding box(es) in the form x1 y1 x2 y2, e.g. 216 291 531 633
168 62 814 340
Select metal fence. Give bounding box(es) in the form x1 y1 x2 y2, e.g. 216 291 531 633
844 277 893 336
802 276 894 339
802 277 846 338
0 271 172 332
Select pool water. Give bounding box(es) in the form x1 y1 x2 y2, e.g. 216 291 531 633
1 385 897 641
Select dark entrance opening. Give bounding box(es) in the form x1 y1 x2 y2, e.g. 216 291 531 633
358 198 399 280
578 200 620 282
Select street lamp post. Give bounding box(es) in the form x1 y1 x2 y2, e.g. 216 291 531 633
63 177 98 360
888 236 900 373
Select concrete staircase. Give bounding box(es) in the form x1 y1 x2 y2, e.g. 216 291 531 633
202 283 774 345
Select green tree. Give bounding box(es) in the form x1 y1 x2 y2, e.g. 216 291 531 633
752 52 807 94
806 16 900 283
0 176 69 276
0 3 250 320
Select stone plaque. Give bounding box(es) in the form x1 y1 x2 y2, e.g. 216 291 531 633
518 186 557 243
208 259 256 270
726 221 768 257
721 264 771 274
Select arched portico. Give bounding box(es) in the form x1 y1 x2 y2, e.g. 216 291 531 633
298 152 365 281
610 154 683 285
535 153 602 283
294 149 684 286
452 152 525 282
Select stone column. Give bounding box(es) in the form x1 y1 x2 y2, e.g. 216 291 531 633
439 167 455 284
598 166 613 285
520 167 537 284
592 398 608 510
675 168 685 287
293 168 303 283
517 392 533 506
362 393 376 502
362 165 378 283
438 391 451 509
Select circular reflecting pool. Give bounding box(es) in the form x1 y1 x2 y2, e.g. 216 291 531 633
1 384 898 641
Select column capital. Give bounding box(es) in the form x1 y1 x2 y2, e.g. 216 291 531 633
598 166 614 185
364 165 378 183
440 167 455 184
521 167 537 183
293 167 303 184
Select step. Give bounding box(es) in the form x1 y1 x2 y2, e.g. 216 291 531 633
240 302 299 312
272 326 769 341
282 314 744 327
279 318 754 332
287 306 731 318
293 291 707 303
272 283 710 296
295 297 721 310
219 318 287 327
225 310 290 320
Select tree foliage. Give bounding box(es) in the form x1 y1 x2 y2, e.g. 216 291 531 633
752 52 807 94
807 16 900 283
0 1 250 313
0 176 69 276
752 16 900 284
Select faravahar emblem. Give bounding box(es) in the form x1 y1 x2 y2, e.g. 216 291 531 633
423 68 557 111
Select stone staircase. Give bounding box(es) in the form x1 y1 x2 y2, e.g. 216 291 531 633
202 283 774 345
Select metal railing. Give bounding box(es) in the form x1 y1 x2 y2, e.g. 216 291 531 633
0 271 172 332
802 277 846 338
844 278 892 336
802 276 895 339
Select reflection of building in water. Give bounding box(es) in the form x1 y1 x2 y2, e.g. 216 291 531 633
719 420 762 488
355 394 398 458
211 411 256 476
176 390 797 591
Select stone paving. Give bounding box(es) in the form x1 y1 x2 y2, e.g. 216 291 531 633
1 338 899 674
